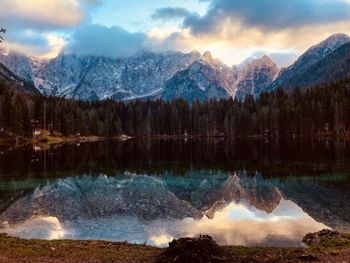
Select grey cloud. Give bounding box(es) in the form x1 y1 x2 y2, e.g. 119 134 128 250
151 7 191 21
147 32 191 53
65 24 147 58
183 0 350 34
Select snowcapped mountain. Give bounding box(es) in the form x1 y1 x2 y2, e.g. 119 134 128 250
267 33 350 91
161 52 280 101
0 62 39 95
1 33 350 101
161 51 236 102
0 49 278 101
33 51 201 101
270 41 350 89
0 51 33 81
235 55 279 99
0 50 201 101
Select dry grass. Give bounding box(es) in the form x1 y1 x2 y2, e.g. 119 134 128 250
1 234 350 263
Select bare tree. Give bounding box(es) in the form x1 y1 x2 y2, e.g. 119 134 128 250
0 27 6 43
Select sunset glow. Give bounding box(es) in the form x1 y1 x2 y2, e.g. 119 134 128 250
1 0 350 66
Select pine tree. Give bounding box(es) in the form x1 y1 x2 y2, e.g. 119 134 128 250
12 96 24 135
21 98 32 138
1 91 12 131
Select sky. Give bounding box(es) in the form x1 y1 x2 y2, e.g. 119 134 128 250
1 0 350 67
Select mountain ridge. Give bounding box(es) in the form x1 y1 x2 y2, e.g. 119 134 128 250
266 33 350 92
1 33 350 101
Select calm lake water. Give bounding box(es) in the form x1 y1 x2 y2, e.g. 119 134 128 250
0 139 349 247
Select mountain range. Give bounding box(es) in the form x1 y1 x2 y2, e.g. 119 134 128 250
0 33 349 102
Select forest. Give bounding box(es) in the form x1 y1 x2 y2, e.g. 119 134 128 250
0 79 350 139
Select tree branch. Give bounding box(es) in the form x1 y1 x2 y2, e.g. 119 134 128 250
0 27 6 43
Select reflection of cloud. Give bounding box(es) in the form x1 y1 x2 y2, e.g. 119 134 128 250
1 216 65 240
0 200 328 247
179 200 328 247
0 174 330 247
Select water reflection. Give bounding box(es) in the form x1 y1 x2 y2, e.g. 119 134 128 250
0 139 350 247
0 172 330 247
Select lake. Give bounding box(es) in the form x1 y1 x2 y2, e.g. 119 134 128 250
0 139 349 247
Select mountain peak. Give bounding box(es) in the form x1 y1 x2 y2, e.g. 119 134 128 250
249 55 276 67
308 33 350 54
324 33 349 42
235 55 279 99
320 33 349 47
267 33 350 92
261 55 273 62
190 50 202 58
202 51 214 61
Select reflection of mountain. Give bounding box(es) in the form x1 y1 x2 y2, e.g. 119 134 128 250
0 189 29 215
275 180 350 232
0 175 202 222
163 172 282 219
0 172 283 225
1 172 349 232
205 174 282 219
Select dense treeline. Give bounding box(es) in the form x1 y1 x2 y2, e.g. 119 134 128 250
1 79 350 138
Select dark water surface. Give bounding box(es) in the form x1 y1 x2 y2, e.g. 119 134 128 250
0 139 349 247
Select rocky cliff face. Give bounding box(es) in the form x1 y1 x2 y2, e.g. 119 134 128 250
2 33 350 101
0 51 201 101
0 50 279 101
0 62 39 94
161 52 236 102
281 42 350 88
0 51 33 81
235 56 279 99
33 51 202 100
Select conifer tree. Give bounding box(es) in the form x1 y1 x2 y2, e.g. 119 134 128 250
1 91 12 131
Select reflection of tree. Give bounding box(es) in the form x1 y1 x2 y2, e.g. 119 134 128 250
0 27 6 43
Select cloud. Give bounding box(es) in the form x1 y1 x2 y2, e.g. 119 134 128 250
65 24 147 58
147 30 194 53
183 0 350 35
2 0 350 67
2 31 65 58
240 50 299 68
0 0 100 29
151 7 191 21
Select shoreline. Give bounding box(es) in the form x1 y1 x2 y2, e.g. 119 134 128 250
0 132 104 150
1 132 350 149
0 230 349 262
